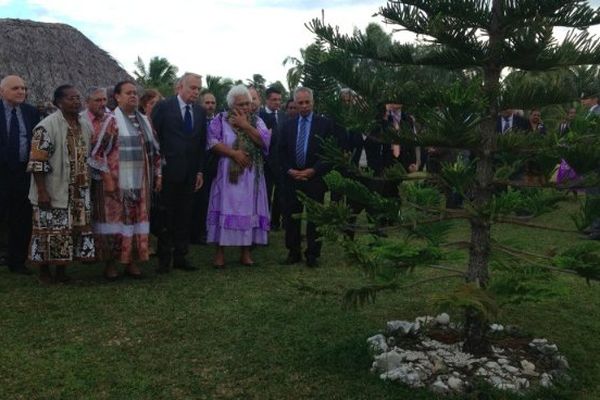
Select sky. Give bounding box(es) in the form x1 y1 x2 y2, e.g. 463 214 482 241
3 0 600 90
0 0 394 87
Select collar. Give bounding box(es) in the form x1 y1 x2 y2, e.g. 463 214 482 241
265 106 277 114
2 99 20 111
177 95 191 109
299 112 313 122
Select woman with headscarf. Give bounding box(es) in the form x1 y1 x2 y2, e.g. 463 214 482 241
28 85 95 283
90 81 161 280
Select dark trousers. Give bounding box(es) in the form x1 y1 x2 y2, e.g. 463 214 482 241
265 167 284 228
158 178 194 263
0 162 32 269
284 176 326 259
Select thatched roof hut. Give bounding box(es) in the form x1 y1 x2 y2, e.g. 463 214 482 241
0 18 133 104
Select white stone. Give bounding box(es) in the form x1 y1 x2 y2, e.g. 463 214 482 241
447 376 464 391
431 379 450 394
435 313 450 325
404 350 427 362
374 351 404 372
475 367 488 376
529 338 548 348
539 344 559 355
553 355 569 369
490 323 504 332
382 365 424 387
503 365 520 374
540 373 553 388
516 378 530 389
415 315 434 325
497 358 509 365
367 334 389 355
489 376 503 386
497 383 517 391
485 361 501 370
386 320 414 336
520 360 536 372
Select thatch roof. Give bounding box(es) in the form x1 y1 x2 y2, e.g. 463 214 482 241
0 18 133 104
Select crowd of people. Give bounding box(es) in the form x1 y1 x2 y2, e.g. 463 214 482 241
1 72 598 284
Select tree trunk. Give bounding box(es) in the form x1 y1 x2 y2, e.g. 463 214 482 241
462 0 503 355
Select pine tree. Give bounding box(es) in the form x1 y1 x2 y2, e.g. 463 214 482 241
304 0 600 354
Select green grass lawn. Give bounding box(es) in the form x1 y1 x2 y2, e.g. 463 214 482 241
1 198 599 399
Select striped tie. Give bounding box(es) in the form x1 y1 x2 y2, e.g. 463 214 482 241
296 117 308 168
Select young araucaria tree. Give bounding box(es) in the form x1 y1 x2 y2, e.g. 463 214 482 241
301 0 600 355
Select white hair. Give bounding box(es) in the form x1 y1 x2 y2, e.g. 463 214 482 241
294 86 313 102
85 86 106 100
226 84 251 108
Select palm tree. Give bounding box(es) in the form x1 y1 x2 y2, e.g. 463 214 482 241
133 56 179 96
203 75 234 110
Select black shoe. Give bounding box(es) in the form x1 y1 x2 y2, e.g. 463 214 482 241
173 258 198 271
9 265 33 275
281 253 301 265
305 256 319 268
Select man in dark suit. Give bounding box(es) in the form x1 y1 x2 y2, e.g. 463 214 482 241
496 108 529 134
259 87 284 229
279 87 335 267
152 72 207 272
0 75 40 274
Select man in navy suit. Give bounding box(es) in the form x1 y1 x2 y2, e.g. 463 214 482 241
152 73 207 272
496 108 529 134
0 75 40 274
279 87 335 267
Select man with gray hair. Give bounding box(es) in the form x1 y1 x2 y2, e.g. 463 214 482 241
278 86 335 267
0 75 40 274
152 72 207 272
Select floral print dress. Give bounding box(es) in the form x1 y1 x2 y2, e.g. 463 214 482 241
28 123 95 264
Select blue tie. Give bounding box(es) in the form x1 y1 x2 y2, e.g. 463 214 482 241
184 105 193 134
296 117 308 168
8 108 20 167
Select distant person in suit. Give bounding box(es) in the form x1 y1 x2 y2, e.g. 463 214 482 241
496 108 529 134
558 107 577 136
191 91 218 245
285 99 298 119
581 91 600 116
151 72 207 273
279 87 335 267
526 108 546 135
386 101 420 172
0 75 41 275
259 87 284 230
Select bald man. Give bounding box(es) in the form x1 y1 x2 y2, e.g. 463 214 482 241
0 75 40 274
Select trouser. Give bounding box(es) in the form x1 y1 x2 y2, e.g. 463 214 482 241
158 178 194 263
0 162 32 269
284 176 326 259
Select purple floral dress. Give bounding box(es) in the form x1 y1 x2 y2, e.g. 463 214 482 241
206 113 271 246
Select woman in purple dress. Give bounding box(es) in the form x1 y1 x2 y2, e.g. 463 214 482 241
206 85 271 267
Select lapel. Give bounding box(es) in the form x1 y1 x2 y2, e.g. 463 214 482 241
289 116 300 156
169 96 186 136
0 101 6 141
306 113 319 156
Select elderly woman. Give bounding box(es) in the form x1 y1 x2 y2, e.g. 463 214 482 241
90 81 161 279
207 85 271 267
28 85 95 283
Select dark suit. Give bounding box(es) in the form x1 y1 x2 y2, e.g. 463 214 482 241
496 114 529 134
151 96 206 266
259 107 285 228
0 101 40 270
279 113 335 260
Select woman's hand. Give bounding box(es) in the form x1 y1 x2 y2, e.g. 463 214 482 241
154 175 162 192
231 149 251 168
37 187 51 210
229 108 251 130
